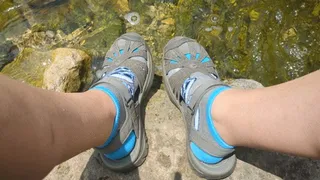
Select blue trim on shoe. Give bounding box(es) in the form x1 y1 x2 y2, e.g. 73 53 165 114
190 142 223 164
170 60 178 64
206 86 234 149
104 131 136 160
195 53 200 60
201 57 210 63
91 86 121 148
132 47 139 53
185 53 191 60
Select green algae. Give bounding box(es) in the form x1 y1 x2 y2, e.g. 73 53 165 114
0 0 21 30
77 9 124 58
249 10 260 21
1 48 48 87
312 3 320 17
0 0 319 87
1 48 93 91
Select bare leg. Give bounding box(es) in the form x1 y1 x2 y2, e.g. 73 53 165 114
213 70 320 158
1 67 319 178
0 75 115 179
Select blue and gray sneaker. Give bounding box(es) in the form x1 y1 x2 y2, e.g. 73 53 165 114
91 32 154 172
162 37 236 179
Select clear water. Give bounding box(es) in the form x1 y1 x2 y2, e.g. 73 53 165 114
0 0 319 86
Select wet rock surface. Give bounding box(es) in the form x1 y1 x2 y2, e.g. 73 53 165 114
0 40 18 70
1 48 52 87
45 79 320 180
42 48 92 92
1 48 92 92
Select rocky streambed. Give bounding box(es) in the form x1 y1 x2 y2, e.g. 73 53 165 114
0 0 319 91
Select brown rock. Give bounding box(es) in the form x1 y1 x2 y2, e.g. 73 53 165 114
1 48 92 92
42 48 92 92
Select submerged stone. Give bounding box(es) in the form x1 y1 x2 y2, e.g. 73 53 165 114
45 30 55 38
312 3 320 17
114 0 130 14
0 0 21 30
124 12 141 25
0 40 19 70
249 10 260 21
27 0 64 8
275 10 283 24
210 26 223 36
283 28 297 41
161 18 175 25
211 14 220 24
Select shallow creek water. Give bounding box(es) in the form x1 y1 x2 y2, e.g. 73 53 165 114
0 0 319 86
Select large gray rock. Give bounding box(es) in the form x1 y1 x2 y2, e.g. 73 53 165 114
45 79 320 180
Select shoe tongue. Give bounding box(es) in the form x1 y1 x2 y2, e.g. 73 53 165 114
107 67 139 99
181 72 217 105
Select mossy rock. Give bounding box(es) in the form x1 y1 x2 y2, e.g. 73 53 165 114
1 48 49 87
0 0 21 30
0 40 19 70
1 48 92 92
43 48 92 92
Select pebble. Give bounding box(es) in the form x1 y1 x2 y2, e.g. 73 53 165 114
275 10 283 24
161 18 175 25
205 27 213 32
212 26 223 32
249 10 260 21
46 30 55 38
211 14 220 24
124 12 140 26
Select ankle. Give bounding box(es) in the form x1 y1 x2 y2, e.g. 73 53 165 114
86 90 116 121
82 90 117 146
210 89 243 146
